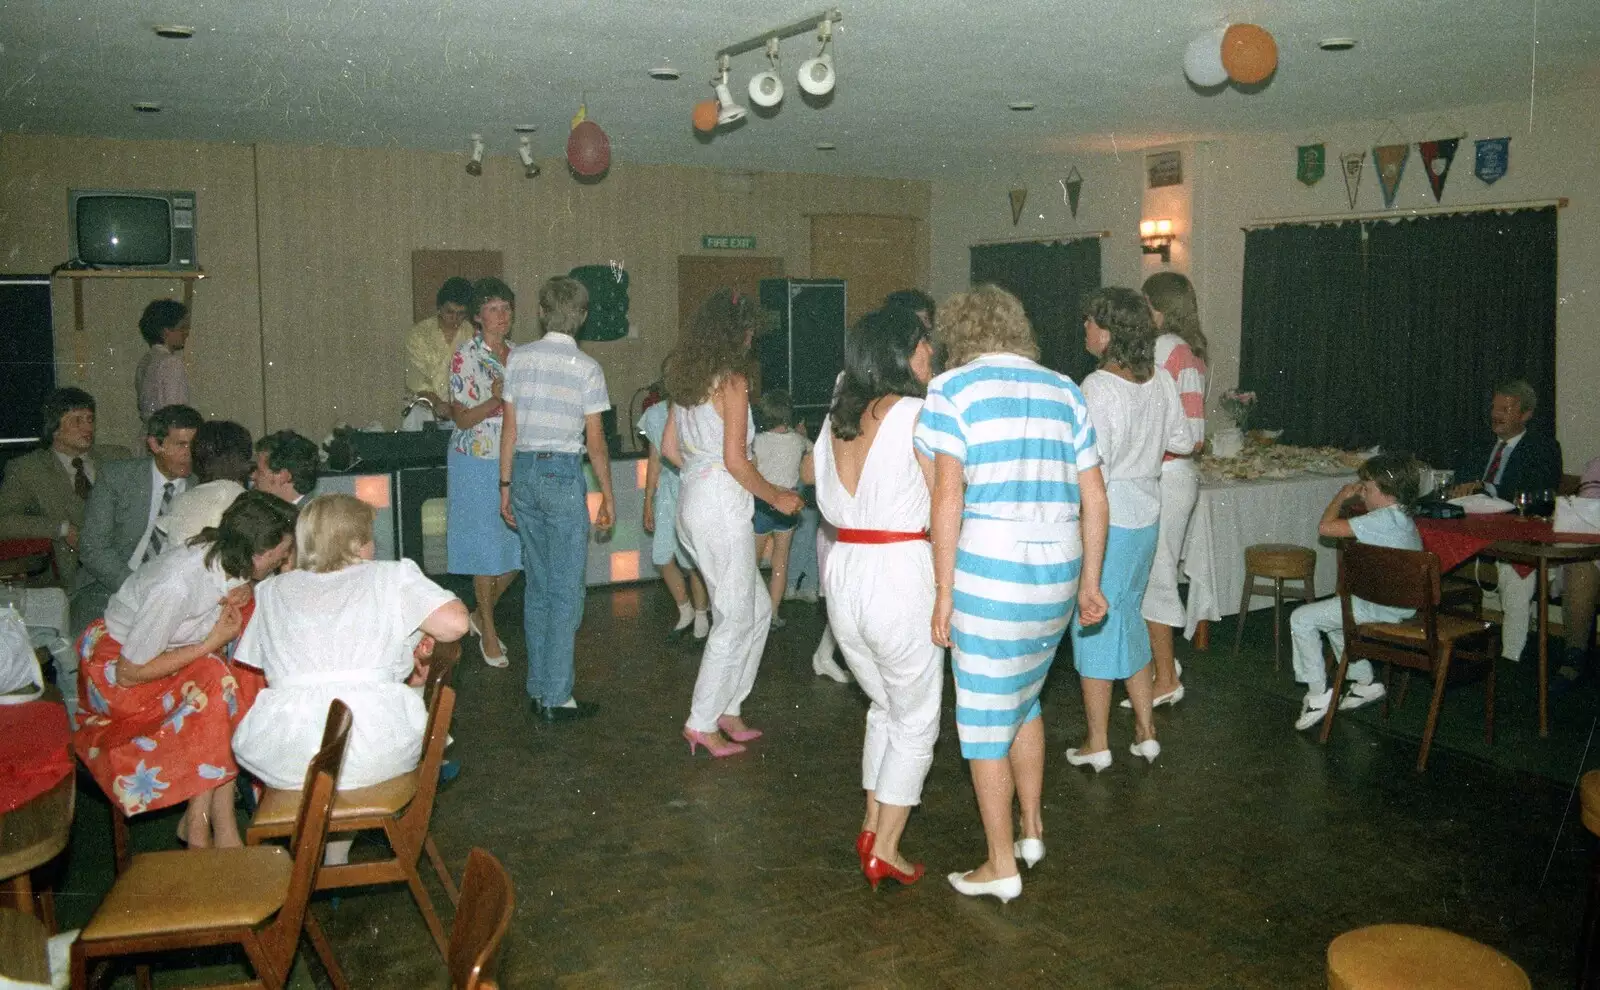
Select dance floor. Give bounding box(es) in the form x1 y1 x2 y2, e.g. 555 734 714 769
57 580 1586 988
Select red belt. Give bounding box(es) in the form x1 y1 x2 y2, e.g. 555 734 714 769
834 528 929 544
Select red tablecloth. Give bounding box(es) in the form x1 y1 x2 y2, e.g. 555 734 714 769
1416 515 1600 576
0 701 71 814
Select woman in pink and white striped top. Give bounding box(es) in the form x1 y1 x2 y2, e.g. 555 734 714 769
1137 272 1208 708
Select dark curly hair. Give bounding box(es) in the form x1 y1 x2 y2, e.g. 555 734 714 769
665 289 763 406
1082 287 1156 383
192 420 254 486
195 489 299 578
138 299 188 346
829 308 930 441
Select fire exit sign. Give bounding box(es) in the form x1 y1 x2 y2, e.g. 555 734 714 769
702 234 756 250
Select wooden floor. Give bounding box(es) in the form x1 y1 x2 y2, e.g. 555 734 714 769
63 580 1587 987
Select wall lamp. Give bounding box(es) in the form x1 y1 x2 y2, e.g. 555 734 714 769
518 136 540 178
466 134 485 176
1140 218 1175 262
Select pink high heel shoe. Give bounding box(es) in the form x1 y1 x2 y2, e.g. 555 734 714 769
683 726 747 758
716 716 763 742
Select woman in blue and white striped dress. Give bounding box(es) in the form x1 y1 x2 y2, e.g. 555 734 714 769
914 285 1109 903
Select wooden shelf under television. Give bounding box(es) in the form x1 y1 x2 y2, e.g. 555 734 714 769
53 269 206 280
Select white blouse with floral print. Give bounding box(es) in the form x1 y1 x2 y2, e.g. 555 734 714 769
449 333 509 458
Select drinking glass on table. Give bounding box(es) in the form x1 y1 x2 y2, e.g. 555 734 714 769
1513 492 1535 518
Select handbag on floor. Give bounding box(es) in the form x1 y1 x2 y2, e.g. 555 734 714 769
1553 496 1600 536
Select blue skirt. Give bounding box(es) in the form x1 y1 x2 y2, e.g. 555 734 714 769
447 449 523 576
1070 523 1158 680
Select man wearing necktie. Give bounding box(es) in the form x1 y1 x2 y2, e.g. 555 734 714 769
1449 380 1564 662
0 388 129 584
70 404 201 639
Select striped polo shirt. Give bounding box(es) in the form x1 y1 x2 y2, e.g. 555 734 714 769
503 332 610 454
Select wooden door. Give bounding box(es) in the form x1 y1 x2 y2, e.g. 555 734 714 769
676 255 784 340
810 215 920 327
411 250 503 322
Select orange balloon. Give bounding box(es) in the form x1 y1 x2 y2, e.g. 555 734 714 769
1222 23 1278 85
692 99 719 133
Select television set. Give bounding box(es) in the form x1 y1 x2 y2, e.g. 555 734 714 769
68 189 197 270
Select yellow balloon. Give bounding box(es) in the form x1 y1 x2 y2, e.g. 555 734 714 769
570 104 587 130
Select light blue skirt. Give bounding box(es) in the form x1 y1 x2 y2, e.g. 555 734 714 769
447 449 523 576
1070 522 1158 681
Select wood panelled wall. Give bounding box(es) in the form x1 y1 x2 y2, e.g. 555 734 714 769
0 133 929 448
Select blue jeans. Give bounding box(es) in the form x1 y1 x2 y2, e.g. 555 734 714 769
786 499 821 594
510 452 590 704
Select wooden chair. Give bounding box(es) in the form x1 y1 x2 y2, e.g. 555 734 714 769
448 848 515 990
1327 924 1529 989
1232 543 1318 668
1318 543 1499 771
0 907 51 985
70 700 352 990
244 642 461 984
0 538 59 586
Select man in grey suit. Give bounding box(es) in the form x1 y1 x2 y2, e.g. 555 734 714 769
70 404 203 638
0 388 128 584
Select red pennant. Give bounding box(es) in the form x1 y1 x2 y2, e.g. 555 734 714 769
1417 138 1460 202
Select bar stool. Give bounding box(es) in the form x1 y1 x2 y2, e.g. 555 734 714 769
1327 924 1529 989
1578 770 1600 987
1232 543 1317 669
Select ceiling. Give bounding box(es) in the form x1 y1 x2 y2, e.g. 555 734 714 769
4 0 1599 179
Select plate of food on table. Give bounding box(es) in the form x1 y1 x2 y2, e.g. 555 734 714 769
1198 442 1371 484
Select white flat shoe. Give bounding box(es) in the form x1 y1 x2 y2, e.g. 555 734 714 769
1013 837 1045 869
812 652 849 684
1129 739 1160 763
948 870 1022 903
1064 747 1112 772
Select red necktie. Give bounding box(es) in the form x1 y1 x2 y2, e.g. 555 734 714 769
1483 441 1504 485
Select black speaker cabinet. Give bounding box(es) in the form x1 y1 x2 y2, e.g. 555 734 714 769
757 278 846 419
0 275 54 472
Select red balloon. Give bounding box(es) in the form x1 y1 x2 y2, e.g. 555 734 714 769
567 120 611 176
692 99 719 133
1222 23 1278 85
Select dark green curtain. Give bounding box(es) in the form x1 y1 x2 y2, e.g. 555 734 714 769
1239 207 1557 467
970 237 1102 381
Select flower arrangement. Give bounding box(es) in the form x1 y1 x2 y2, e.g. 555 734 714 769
1221 389 1257 431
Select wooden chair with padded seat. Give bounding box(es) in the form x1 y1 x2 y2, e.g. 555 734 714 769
244 640 461 983
1318 543 1499 771
1326 923 1529 989
449 847 515 990
1232 543 1318 669
69 700 352 990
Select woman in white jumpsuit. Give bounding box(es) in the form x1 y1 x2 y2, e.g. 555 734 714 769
815 307 939 891
663 290 805 759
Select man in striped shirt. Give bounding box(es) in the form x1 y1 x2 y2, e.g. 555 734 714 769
498 276 614 721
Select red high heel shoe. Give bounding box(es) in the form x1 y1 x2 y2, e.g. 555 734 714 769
862 855 925 891
856 830 876 866
683 727 747 758
716 715 763 742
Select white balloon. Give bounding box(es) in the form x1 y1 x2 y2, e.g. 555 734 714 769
1184 27 1229 87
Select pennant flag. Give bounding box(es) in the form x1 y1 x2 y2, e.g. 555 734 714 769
1474 137 1510 185
1373 143 1409 208
1296 144 1326 186
1340 151 1366 209
1009 188 1027 226
1417 138 1460 201
1061 167 1083 218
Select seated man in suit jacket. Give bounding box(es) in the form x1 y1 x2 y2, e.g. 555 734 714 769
1450 379 1564 662
0 387 128 584
70 403 202 642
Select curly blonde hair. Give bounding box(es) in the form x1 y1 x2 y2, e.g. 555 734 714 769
295 493 375 573
665 289 763 406
934 284 1039 369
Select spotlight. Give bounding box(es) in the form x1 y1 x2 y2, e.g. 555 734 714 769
748 37 784 108
797 19 836 96
518 136 540 178
466 134 484 176
714 55 747 125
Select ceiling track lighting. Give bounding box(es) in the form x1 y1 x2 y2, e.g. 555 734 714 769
713 54 748 126
466 133 484 176
710 8 841 114
518 135 540 178
748 36 784 108
797 19 836 97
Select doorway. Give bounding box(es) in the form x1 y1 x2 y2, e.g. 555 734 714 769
676 255 784 340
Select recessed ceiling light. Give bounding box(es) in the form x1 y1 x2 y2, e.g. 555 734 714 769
513 124 538 133
648 67 681 81
1009 101 1036 111
133 102 162 113
815 142 837 151
153 24 194 39
1318 38 1357 51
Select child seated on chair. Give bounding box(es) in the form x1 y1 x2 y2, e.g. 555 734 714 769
1290 452 1423 730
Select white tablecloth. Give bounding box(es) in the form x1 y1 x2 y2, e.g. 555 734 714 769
1181 473 1356 639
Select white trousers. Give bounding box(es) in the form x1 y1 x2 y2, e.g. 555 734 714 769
1142 462 1199 628
825 542 942 807
679 470 770 733
1495 562 1537 660
1289 598 1373 694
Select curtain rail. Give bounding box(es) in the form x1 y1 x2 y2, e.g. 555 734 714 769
971 230 1111 247
1241 197 1567 231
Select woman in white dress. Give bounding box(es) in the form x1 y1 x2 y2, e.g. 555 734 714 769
661 290 804 759
815 307 939 890
232 494 469 795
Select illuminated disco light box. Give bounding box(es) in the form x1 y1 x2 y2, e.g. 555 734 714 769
583 456 655 586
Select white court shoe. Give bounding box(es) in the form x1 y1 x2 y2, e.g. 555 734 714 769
1065 748 1113 773
948 870 1022 903
1129 739 1161 764
1013 837 1046 869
